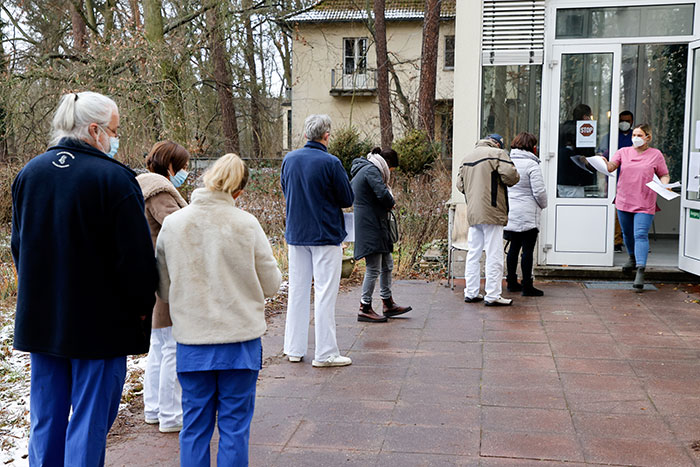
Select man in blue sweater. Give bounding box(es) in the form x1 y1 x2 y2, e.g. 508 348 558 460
281 114 354 367
12 92 157 465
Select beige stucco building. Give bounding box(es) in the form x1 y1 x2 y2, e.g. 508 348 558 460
283 0 456 152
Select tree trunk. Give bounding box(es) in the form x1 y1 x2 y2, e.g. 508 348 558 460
130 0 142 28
0 21 7 160
104 0 117 42
144 0 187 142
373 0 393 149
70 1 88 51
207 5 240 154
417 0 441 139
242 0 262 159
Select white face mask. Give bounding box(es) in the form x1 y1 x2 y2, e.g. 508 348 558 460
632 136 646 148
619 121 631 132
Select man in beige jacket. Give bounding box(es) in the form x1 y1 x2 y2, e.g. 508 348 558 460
457 134 520 306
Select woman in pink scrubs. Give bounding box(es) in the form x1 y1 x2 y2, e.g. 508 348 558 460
605 124 670 291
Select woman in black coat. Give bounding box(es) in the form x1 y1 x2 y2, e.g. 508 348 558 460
350 148 412 322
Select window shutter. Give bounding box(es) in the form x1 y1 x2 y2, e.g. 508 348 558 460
482 0 545 65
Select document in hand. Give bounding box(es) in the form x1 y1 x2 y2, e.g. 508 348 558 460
646 175 680 201
570 155 593 174
586 155 615 177
343 212 355 242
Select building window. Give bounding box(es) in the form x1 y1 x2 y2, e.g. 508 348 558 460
344 38 367 75
444 35 455 69
480 65 542 149
556 4 694 39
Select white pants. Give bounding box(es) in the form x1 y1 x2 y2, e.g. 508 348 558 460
284 245 342 362
143 326 182 428
464 224 505 302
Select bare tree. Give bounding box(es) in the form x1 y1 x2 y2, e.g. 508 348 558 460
373 0 393 149
417 0 441 138
242 0 262 158
207 3 240 153
144 0 187 141
70 1 88 51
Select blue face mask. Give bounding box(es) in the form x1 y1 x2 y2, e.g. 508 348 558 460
99 126 119 158
170 169 189 188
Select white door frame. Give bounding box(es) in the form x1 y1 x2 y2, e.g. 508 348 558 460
540 43 621 266
679 39 700 275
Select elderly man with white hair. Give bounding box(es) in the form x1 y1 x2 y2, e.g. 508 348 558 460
281 114 354 367
11 91 157 465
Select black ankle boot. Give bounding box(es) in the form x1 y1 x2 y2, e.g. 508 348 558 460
633 267 645 292
622 255 637 273
521 279 544 297
506 276 522 292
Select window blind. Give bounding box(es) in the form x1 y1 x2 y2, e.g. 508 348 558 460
482 0 545 65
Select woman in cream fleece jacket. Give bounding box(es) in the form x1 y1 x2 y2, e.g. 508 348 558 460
156 153 281 466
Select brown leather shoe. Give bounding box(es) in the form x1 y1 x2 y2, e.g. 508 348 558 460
358 302 388 323
382 297 412 317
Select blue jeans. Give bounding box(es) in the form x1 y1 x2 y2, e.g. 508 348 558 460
178 369 258 467
617 210 654 267
29 353 126 467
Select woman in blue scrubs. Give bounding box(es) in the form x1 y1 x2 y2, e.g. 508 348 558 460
155 153 282 466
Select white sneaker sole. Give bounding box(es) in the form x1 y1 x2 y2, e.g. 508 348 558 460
312 359 352 368
288 356 302 363
159 425 182 433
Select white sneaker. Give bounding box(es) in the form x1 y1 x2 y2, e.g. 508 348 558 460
159 424 182 433
312 355 352 367
145 417 159 425
485 297 513 307
288 355 302 363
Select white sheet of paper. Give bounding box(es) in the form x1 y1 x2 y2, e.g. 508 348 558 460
651 174 681 189
586 155 615 177
689 152 700 193
570 155 593 174
343 212 355 242
646 178 680 200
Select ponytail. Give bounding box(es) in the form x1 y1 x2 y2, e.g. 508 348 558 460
49 91 117 146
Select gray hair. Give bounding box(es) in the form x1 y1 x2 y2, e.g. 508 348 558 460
304 114 332 142
50 91 118 146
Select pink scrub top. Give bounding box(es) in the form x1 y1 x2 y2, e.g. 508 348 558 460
611 146 669 215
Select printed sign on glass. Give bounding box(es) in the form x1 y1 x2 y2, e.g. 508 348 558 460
576 120 597 148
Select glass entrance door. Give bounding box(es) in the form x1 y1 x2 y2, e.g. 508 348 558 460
679 40 700 275
543 45 620 266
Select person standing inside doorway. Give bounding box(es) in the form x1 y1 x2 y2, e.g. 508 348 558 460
605 124 670 291
457 134 520 306
557 104 597 198
282 114 355 367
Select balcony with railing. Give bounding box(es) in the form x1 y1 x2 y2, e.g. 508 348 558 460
330 68 377 96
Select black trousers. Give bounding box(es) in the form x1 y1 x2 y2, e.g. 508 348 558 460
504 228 539 283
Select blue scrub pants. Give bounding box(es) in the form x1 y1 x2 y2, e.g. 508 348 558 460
28 353 126 467
178 369 258 467
617 210 655 267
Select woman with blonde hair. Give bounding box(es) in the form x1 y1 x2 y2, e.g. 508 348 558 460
156 153 281 465
137 140 190 433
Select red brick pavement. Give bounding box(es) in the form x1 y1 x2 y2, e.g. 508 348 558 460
105 280 700 466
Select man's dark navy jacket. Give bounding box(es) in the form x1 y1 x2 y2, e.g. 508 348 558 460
11 138 158 359
281 141 354 245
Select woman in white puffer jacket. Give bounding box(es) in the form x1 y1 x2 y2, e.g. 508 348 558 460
504 132 547 296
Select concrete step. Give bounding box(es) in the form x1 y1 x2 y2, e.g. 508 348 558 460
535 265 698 282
